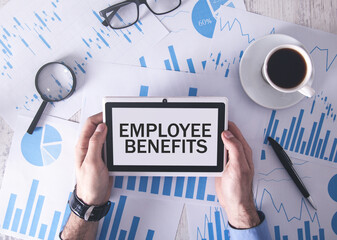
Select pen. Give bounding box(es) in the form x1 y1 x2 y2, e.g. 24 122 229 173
267 137 317 210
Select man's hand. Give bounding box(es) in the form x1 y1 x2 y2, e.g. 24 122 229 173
61 113 113 239
215 121 260 229
75 112 113 205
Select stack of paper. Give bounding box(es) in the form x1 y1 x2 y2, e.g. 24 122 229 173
1 0 337 239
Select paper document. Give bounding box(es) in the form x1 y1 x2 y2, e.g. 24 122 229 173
0 0 168 128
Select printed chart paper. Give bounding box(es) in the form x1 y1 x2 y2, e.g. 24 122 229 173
97 194 183 240
0 115 78 240
255 154 337 239
132 0 246 73
0 0 168 128
206 7 337 168
186 203 231 240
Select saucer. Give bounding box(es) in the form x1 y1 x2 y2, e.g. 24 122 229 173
239 34 314 109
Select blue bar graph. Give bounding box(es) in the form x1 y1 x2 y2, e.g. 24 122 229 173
174 177 184 197
280 129 288 147
20 179 39 234
119 230 127 240
285 117 296 150
187 58 196 73
319 228 325 240
295 128 305 152
29 195 45 237
3 193 16 229
263 108 337 163
320 131 330 159
99 202 115 240
163 177 173 196
189 87 198 96
208 222 215 240
224 230 229 240
127 176 136 190
196 177 207 200
139 176 148 192
305 122 317 155
48 211 61 240
127 216 140 240
164 59 172 70
168 45 180 71
310 114 325 156
297 228 303 240
304 221 310 240
139 85 149 96
290 110 304 151
146 230 155 240
139 56 147 67
315 139 323 158
110 195 127 240
151 177 160 194
214 210 222 240
38 224 47 239
185 177 196 199
271 119 279 139
275 226 281 240
207 194 216 201
115 176 124 188
11 208 22 232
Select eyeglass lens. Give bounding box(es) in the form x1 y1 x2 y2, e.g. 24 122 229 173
146 0 180 14
106 0 180 29
108 2 138 29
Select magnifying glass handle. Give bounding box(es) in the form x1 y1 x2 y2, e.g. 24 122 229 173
27 100 48 134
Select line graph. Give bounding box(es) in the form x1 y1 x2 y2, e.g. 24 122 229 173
219 17 255 44
257 188 326 240
310 46 337 72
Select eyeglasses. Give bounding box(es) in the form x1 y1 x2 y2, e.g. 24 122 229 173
99 0 181 29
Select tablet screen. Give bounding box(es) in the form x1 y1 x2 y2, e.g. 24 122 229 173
105 102 225 172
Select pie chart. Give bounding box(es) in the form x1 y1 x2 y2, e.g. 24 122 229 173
192 0 235 38
21 124 62 166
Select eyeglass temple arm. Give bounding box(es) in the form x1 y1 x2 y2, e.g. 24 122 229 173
100 5 122 27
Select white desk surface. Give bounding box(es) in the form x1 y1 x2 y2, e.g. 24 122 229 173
0 0 336 239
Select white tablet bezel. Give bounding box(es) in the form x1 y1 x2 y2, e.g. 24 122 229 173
103 97 228 176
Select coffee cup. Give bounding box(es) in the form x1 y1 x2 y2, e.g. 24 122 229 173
262 44 315 98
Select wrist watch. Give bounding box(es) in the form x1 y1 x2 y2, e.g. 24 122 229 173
69 188 111 222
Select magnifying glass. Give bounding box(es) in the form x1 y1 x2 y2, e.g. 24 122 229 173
27 62 76 134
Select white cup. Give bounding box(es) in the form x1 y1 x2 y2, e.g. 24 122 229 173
262 44 315 98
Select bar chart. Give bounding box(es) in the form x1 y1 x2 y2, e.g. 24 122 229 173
186 205 230 240
139 45 207 73
113 176 218 204
97 194 183 240
1 179 70 240
261 93 337 165
273 221 325 240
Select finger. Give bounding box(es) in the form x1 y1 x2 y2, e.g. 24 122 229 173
221 131 249 170
75 113 103 168
228 122 253 169
86 123 107 163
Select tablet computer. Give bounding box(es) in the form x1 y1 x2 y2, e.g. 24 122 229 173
103 97 228 176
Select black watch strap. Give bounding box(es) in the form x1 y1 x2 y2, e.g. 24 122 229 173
69 189 111 222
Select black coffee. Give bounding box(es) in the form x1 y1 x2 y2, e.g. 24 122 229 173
267 48 307 89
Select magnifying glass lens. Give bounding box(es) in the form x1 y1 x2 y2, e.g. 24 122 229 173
27 62 76 134
36 63 75 101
